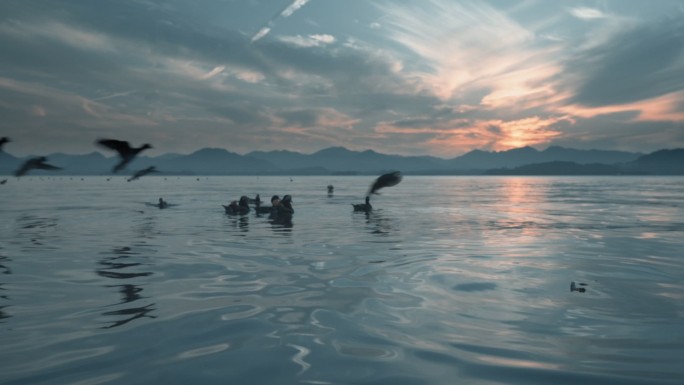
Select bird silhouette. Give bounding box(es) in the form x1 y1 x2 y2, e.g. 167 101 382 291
255 195 280 214
368 171 402 195
127 166 158 182
223 196 250 215
96 139 152 173
0 137 10 152
352 172 402 212
352 196 372 212
14 156 62 177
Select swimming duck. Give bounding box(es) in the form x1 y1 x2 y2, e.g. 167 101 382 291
247 194 261 207
255 195 280 214
96 139 153 173
276 194 294 216
327 185 334 194
127 166 158 182
158 197 168 209
14 156 62 177
223 195 250 215
352 196 372 212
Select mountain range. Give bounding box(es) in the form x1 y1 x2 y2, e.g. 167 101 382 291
1 146 682 176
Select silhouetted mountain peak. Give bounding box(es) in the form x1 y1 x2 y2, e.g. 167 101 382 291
634 149 684 163
314 146 353 156
508 146 539 154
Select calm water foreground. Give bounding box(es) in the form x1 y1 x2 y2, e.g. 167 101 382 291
0 176 682 385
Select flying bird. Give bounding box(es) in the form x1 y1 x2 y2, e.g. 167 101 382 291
368 171 402 195
96 139 152 173
353 172 402 212
14 156 62 177
0 137 10 152
127 166 158 182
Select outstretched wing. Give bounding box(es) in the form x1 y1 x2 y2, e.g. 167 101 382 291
37 162 62 171
368 171 402 195
97 139 131 154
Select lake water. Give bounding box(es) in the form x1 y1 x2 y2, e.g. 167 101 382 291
1 176 682 385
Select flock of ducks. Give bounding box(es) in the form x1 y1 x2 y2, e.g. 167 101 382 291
1 136 403 213
221 194 295 218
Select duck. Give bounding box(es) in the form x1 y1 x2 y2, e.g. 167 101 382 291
158 197 168 209
352 196 372 212
255 195 280 214
247 194 261 207
223 195 250 215
14 156 62 177
127 166 158 182
327 185 334 194
275 194 294 216
96 139 153 173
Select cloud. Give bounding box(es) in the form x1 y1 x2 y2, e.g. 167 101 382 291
568 7 608 20
251 27 271 43
377 0 541 101
281 0 312 17
251 0 314 42
565 18 684 108
201 66 225 80
278 34 336 47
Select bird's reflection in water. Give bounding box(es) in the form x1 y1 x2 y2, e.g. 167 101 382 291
133 215 159 240
96 246 156 329
0 254 11 322
15 215 59 250
224 214 250 235
0 254 11 275
356 210 397 236
269 213 293 234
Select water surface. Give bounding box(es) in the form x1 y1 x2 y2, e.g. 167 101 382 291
1 176 682 384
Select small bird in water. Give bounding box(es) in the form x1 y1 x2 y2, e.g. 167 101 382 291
570 281 586 293
223 196 250 215
0 137 10 152
14 156 62 177
247 194 261 207
276 194 294 215
255 195 280 214
158 197 168 209
327 185 334 195
127 166 158 182
352 171 402 212
0 179 7 184
96 139 152 173
352 196 372 212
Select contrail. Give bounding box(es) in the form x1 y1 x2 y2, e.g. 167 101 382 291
250 0 313 43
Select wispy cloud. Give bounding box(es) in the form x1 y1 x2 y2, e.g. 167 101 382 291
279 34 335 47
568 7 608 20
201 66 225 80
251 0 314 43
377 0 540 100
282 0 312 17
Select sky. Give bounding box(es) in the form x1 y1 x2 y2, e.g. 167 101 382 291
1 0 683 158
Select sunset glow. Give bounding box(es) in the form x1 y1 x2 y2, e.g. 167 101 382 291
0 0 682 156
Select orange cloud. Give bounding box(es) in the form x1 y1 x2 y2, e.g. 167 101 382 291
559 91 684 122
376 115 568 157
